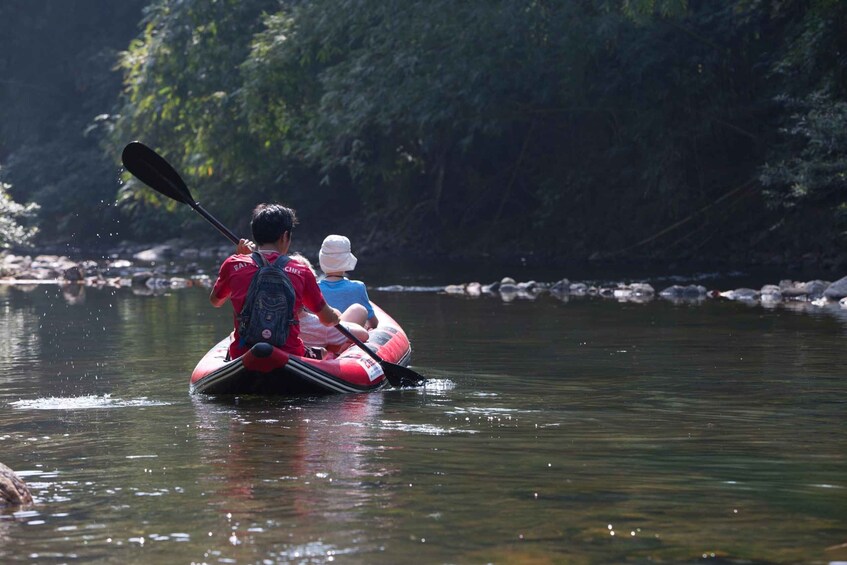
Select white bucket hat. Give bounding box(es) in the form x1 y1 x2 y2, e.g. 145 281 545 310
319 234 358 273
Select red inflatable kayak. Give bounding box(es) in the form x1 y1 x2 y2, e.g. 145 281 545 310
190 303 412 395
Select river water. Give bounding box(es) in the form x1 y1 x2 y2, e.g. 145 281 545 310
0 269 846 564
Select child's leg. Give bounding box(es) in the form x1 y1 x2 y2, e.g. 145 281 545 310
327 319 369 353
341 303 368 326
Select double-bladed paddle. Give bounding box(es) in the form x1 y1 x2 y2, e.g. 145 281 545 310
121 140 426 388
121 141 239 245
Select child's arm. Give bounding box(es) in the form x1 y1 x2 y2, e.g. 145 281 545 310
359 283 379 328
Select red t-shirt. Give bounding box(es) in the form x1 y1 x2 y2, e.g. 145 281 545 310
211 252 327 359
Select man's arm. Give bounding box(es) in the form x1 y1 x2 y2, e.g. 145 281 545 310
209 241 252 307
210 288 227 308
316 303 342 327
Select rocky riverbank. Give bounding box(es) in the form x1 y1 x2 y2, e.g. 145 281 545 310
432 276 847 309
0 241 227 292
2 242 846 312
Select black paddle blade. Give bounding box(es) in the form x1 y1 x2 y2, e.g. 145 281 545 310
381 361 427 388
121 141 194 205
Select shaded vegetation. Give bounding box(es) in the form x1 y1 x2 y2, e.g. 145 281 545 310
0 0 146 246
1 0 845 267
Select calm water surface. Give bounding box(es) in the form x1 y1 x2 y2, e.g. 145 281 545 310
0 277 845 564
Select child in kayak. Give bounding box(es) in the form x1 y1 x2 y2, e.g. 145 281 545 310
290 253 369 355
318 235 379 329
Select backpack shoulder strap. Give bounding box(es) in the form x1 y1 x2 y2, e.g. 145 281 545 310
251 251 269 268
272 254 291 269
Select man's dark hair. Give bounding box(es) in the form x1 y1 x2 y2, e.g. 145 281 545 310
251 203 298 245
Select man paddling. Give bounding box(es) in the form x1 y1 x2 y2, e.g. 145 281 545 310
210 203 341 360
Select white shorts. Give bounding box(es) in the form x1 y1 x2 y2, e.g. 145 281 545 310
299 312 352 349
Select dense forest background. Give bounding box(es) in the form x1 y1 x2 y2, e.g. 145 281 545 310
0 0 845 269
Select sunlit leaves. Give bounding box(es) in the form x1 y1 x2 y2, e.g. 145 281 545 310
619 0 688 21
761 94 847 208
113 0 280 225
110 0 847 255
0 181 39 249
756 0 847 234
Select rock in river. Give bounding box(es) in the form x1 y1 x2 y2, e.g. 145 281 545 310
0 462 32 507
824 276 847 299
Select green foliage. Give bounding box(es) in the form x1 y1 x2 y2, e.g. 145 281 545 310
760 93 847 237
3 0 845 261
0 180 38 249
756 0 847 240
242 1 620 247
616 0 689 22
113 0 282 238
108 0 847 257
0 0 146 244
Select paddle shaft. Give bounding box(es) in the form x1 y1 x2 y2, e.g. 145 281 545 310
189 201 239 245
334 323 424 387
335 323 383 365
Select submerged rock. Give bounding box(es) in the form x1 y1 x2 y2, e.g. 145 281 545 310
62 265 84 282
498 277 518 293
131 271 155 287
0 462 32 507
550 278 570 294
760 284 782 303
803 280 830 299
516 280 539 292
569 282 588 296
145 277 173 290
659 284 707 299
443 284 466 295
481 280 500 293
630 283 655 296
609 283 655 303
720 288 760 302
132 244 174 264
824 276 847 299
779 279 830 299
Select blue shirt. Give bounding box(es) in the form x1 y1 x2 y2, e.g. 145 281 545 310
319 278 375 319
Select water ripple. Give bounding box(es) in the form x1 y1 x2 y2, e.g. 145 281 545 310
379 420 479 435
10 395 171 410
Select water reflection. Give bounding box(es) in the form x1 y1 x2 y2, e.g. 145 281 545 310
190 393 391 559
0 285 844 563
0 287 41 378
60 283 86 305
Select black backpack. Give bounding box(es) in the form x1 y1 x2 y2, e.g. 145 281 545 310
237 252 297 348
